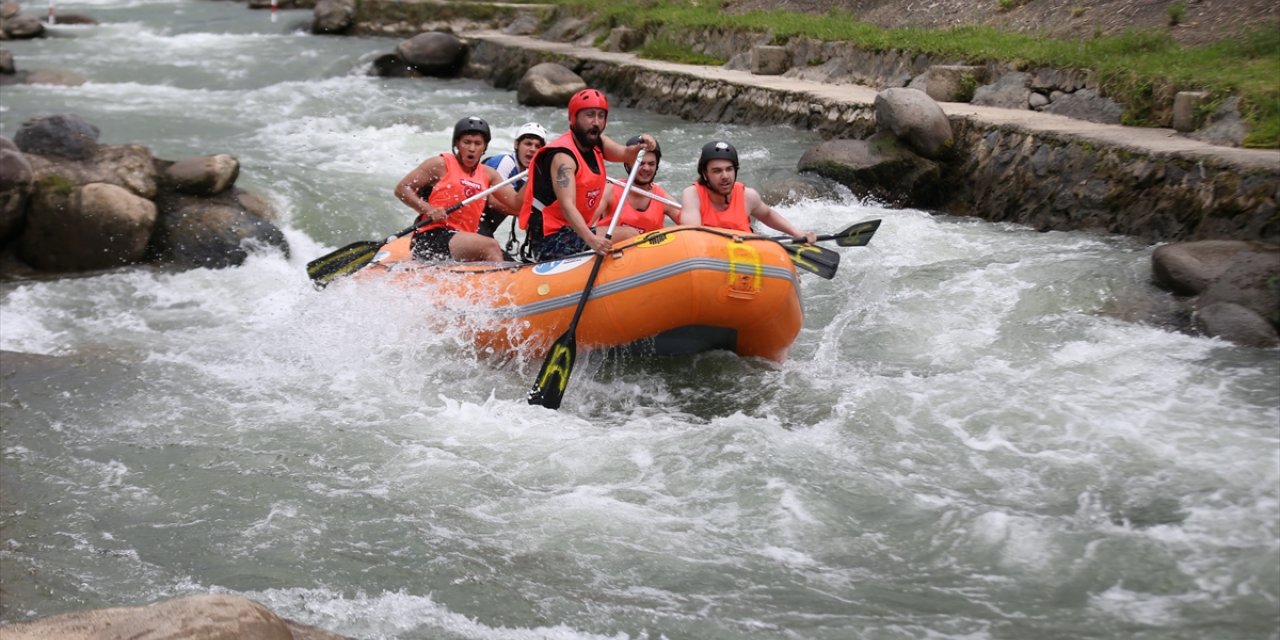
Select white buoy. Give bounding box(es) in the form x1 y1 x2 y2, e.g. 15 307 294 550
47 0 55 25
270 0 278 23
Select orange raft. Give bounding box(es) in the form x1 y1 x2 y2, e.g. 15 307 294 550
360 225 804 361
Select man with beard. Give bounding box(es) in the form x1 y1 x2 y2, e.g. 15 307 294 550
595 135 679 242
679 140 816 244
394 116 522 262
477 121 546 240
516 89 657 261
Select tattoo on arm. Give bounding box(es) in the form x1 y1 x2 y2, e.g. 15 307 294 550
554 163 572 189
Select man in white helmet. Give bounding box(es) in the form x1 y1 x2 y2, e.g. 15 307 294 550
477 122 547 241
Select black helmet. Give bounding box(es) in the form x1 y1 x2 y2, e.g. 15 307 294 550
624 135 661 175
625 135 661 163
452 116 492 148
697 140 738 180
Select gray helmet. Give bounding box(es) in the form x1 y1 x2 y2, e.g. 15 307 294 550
697 140 738 180
452 116 492 148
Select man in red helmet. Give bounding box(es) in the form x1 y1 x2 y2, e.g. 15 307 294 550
679 140 816 244
516 89 656 261
394 116 523 262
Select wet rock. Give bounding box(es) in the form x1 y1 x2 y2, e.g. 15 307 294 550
13 114 100 161
152 192 290 269
2 14 43 39
312 0 355 35
1193 301 1280 348
0 136 33 244
26 143 159 199
164 154 240 196
797 131 944 207
0 47 13 74
0 594 297 640
516 62 585 107
19 181 157 271
395 31 466 77
1152 239 1280 347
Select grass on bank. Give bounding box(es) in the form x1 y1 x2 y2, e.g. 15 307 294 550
549 0 1280 148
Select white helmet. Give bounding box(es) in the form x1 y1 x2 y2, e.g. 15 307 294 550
515 122 547 144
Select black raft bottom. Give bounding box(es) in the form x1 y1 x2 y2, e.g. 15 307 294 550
611 325 739 358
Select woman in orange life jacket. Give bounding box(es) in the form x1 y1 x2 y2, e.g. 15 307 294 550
678 140 817 245
594 135 680 242
393 116 523 262
516 89 657 261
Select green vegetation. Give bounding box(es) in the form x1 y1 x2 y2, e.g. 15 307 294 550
551 0 1280 147
1167 1 1186 26
635 36 727 65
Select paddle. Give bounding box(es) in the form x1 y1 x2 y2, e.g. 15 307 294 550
604 176 850 279
769 219 882 279
528 150 647 410
305 170 528 287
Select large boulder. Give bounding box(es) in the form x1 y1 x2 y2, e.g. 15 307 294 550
311 0 355 35
13 114 100 161
1151 240 1269 296
0 136 33 244
516 62 585 107
151 192 289 269
874 87 954 160
26 143 159 199
1152 240 1280 347
0 594 295 640
18 180 157 271
2 14 43 39
164 154 239 196
797 131 945 207
394 32 466 77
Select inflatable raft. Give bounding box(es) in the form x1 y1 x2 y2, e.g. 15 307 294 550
359 225 804 361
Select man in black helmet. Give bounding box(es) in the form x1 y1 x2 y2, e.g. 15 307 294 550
595 135 680 242
394 116 523 262
679 140 816 244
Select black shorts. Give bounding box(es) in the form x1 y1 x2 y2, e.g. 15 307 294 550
411 228 456 261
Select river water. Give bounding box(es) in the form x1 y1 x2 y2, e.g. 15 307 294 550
1 1 1277 638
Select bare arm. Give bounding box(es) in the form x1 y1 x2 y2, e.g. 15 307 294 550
678 185 702 226
550 153 610 254
744 187 816 243
394 155 447 221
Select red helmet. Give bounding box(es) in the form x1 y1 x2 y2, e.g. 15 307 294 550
568 89 609 124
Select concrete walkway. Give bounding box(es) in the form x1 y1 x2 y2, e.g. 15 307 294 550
471 31 1280 173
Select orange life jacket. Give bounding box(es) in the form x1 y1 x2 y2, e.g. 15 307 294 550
518 132 606 237
694 182 750 232
607 183 673 233
415 153 490 233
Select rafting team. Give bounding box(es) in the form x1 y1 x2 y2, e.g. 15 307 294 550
393 88 817 265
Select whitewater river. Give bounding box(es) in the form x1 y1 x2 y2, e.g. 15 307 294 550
1 1 1277 638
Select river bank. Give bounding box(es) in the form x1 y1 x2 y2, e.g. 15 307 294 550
334 2 1279 243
